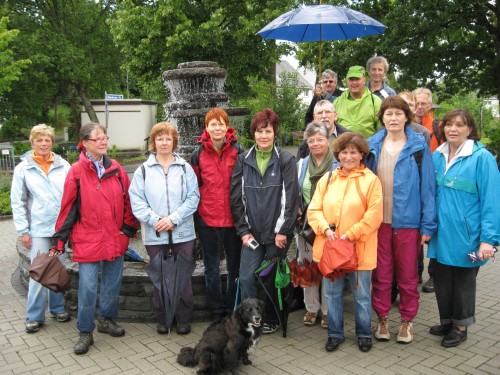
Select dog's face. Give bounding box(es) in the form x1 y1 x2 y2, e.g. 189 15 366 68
237 298 263 328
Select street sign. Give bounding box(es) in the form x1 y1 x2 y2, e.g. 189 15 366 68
105 94 124 100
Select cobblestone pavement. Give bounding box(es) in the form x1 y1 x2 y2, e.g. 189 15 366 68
1 218 499 375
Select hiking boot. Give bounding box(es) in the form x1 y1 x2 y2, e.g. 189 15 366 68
397 320 414 344
50 311 71 322
303 311 318 326
321 315 328 329
422 277 435 293
358 337 372 352
262 322 280 334
74 333 94 355
25 321 41 333
157 323 169 334
325 337 345 352
374 317 390 341
97 316 125 337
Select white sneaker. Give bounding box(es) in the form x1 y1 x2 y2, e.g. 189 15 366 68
397 320 413 344
374 316 390 341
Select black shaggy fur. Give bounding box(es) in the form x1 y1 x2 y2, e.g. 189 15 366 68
177 298 264 375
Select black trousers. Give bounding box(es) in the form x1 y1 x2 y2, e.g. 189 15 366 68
433 261 479 326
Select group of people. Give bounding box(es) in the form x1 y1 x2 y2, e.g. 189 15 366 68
11 56 499 357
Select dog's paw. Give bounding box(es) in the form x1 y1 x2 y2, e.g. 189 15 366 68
242 358 252 365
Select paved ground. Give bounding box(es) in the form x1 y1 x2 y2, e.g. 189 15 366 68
1 217 499 375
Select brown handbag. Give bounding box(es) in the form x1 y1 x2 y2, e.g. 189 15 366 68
29 253 71 293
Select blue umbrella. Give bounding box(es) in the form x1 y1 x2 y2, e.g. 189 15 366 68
257 5 386 74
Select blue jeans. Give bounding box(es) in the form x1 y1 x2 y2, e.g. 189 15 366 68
198 226 241 314
77 256 124 333
27 237 66 323
323 270 372 339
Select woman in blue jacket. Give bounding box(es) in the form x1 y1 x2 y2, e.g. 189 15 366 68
428 109 499 347
129 122 200 335
366 96 436 344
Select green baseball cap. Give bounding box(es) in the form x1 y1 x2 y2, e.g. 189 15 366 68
346 65 366 79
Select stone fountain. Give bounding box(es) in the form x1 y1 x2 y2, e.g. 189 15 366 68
163 61 250 160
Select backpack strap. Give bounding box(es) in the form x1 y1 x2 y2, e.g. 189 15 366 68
432 118 443 145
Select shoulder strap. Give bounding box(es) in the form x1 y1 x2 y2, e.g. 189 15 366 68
73 162 81 188
141 164 146 180
432 119 443 145
191 144 204 167
414 150 423 177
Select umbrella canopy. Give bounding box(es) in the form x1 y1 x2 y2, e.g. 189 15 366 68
145 250 196 331
257 5 386 75
257 5 386 42
125 247 148 263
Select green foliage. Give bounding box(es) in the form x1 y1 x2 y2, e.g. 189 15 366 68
109 144 118 159
0 16 31 95
0 174 11 216
233 72 307 146
48 105 72 130
12 141 30 155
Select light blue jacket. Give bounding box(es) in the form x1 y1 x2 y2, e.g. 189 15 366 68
366 126 437 236
129 153 200 245
11 152 70 237
428 141 500 267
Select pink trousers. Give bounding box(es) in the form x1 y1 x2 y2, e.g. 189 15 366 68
372 223 420 322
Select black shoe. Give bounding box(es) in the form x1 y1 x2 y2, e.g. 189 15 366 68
97 316 125 337
176 322 191 335
422 277 435 293
441 326 467 348
429 324 453 336
358 337 372 352
325 337 345 352
25 321 41 333
262 322 280 334
74 333 94 355
157 323 169 334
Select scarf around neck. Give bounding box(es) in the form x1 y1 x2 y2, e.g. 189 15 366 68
308 147 334 197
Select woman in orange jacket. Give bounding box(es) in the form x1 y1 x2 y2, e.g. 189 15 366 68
308 132 383 353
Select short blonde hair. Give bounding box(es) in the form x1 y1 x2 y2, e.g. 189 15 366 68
30 124 55 144
149 122 179 152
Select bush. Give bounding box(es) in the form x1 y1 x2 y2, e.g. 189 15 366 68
0 176 12 216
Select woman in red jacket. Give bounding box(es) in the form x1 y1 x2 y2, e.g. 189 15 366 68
191 108 243 319
51 123 138 355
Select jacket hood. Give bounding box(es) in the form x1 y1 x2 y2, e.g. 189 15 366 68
369 126 425 156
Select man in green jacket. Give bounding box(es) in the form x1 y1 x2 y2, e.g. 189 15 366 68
334 66 382 138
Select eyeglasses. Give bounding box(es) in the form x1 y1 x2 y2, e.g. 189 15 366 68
322 80 336 84
444 121 467 129
314 110 335 116
307 138 328 145
86 136 109 143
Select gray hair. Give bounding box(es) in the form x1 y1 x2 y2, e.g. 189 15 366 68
314 100 336 114
413 87 433 103
304 121 329 140
80 122 107 141
322 69 338 81
366 55 389 74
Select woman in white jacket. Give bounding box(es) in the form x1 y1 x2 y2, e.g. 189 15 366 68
11 124 71 333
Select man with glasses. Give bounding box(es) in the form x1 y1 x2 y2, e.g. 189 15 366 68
297 100 350 159
304 69 343 126
413 87 441 153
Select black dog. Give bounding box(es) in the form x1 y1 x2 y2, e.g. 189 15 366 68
177 297 264 375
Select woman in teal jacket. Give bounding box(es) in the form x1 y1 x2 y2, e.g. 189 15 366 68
428 109 499 348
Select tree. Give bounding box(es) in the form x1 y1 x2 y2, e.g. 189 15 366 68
0 16 30 96
296 0 499 105
109 0 299 107
1 0 124 138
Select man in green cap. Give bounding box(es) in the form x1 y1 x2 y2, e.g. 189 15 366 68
334 66 382 138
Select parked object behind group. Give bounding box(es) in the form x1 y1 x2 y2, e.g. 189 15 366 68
191 108 243 320
130 122 200 336
308 132 383 353
51 123 139 355
428 109 500 348
11 124 71 334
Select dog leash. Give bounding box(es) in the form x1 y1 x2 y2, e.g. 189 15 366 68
233 278 240 311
